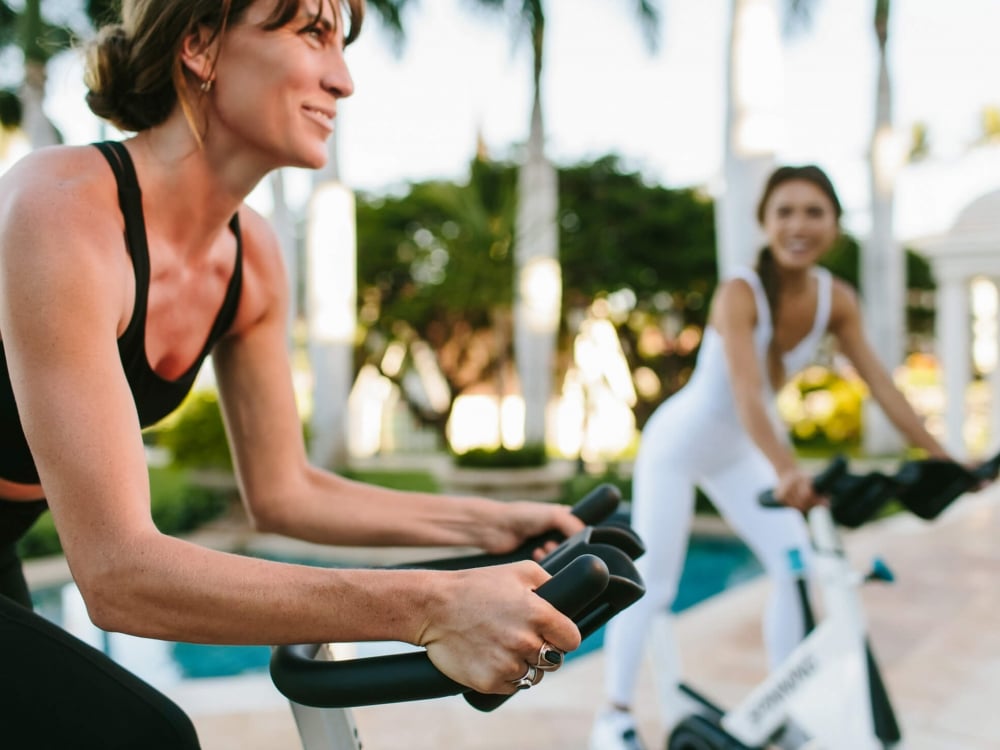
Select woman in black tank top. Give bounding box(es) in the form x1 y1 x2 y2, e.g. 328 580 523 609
0 2 586 746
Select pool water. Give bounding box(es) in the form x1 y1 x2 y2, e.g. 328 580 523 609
30 536 762 681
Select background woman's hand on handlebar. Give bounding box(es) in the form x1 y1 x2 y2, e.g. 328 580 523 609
413 561 582 695
478 501 586 560
775 467 827 512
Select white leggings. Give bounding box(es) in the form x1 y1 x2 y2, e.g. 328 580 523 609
602 400 811 709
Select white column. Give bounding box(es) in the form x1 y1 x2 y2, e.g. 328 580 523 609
935 271 971 458
514 96 560 447
307 182 357 469
715 0 782 275
989 278 1000 453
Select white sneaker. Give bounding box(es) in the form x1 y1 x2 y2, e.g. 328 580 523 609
589 710 647 750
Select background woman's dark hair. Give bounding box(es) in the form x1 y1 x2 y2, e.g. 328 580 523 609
84 0 365 134
753 164 842 387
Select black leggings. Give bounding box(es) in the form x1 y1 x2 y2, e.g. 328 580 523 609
0 501 201 749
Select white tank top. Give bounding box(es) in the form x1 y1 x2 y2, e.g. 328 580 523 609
680 266 833 417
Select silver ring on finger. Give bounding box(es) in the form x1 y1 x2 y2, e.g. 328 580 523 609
534 642 564 671
510 663 537 689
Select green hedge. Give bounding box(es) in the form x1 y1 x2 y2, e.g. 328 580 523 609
452 444 548 469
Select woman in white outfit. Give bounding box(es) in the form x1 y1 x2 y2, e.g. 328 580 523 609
590 165 952 750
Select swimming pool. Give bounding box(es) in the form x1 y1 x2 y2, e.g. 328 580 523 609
29 535 762 683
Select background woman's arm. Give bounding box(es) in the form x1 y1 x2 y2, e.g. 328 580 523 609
828 280 950 459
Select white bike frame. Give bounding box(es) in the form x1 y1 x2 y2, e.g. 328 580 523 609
717 505 899 749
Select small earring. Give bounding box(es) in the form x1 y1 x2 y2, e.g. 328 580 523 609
200 78 214 93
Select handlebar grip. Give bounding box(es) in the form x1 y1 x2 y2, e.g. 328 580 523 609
397 484 624 572
462 553 612 712
570 483 623 525
269 554 610 709
973 450 1000 482
757 489 784 508
758 455 850 509
812 454 849 494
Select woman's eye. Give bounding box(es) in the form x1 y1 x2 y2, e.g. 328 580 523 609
302 25 329 43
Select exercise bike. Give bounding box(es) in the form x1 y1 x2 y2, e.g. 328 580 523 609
269 484 648 750
666 450 1000 750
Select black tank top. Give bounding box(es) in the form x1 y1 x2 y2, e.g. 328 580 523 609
0 140 244 484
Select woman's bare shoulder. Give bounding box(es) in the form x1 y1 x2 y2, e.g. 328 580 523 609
710 276 758 327
0 145 127 284
0 145 121 234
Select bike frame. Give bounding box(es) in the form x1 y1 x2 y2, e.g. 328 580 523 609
717 505 895 749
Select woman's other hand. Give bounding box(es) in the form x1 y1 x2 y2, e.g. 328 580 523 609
479 500 585 560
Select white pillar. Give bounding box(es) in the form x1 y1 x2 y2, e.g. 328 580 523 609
307 182 357 469
715 0 782 276
936 273 971 458
989 278 1000 453
514 96 560 447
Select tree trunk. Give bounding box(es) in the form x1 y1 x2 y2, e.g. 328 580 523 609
862 0 905 456
514 85 560 449
715 0 782 276
19 60 60 148
306 130 355 469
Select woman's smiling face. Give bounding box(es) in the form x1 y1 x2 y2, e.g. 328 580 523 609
207 0 355 170
760 179 840 270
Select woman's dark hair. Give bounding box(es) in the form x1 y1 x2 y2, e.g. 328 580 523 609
84 0 365 134
753 164 842 387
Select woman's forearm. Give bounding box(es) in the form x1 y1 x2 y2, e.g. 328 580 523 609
246 468 504 549
79 529 439 645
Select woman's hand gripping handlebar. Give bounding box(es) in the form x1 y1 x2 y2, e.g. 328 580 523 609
269 485 646 711
413 483 642 571
757 450 1000 527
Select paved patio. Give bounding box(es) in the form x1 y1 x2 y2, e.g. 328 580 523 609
156 481 1000 750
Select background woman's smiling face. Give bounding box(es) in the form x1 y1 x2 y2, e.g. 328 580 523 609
761 179 839 270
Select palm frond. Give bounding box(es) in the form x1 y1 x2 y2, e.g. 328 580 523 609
784 0 816 36
363 0 418 56
632 0 661 52
85 0 121 28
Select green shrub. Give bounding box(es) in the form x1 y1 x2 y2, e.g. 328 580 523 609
453 444 548 469
560 467 631 507
342 468 440 493
153 390 232 470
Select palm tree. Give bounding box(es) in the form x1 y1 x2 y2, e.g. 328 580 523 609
715 0 814 275
862 0 906 455
306 0 414 468
461 0 659 447
0 0 89 148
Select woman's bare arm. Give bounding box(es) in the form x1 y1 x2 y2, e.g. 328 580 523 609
828 280 950 458
713 279 798 475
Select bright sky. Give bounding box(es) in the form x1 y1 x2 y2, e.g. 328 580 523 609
41 0 1000 240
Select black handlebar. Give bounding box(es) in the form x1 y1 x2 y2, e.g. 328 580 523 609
269 554 611 709
392 483 641 572
757 450 1000 527
269 484 646 711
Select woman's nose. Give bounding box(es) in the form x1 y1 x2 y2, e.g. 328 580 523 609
324 50 354 99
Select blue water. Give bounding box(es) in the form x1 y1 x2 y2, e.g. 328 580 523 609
30 536 762 679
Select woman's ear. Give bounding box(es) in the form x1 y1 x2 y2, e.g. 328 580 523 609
179 25 219 84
